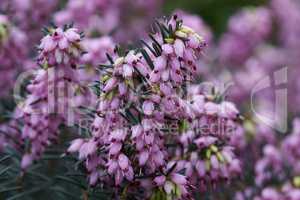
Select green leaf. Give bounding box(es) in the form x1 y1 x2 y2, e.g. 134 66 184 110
155 20 170 39
0 186 22 193
0 155 11 163
98 64 113 69
106 53 114 64
150 189 167 200
148 34 162 51
55 176 86 189
132 65 148 84
140 40 158 57
0 166 12 176
166 162 177 176
41 27 50 36
26 170 51 182
7 182 51 200
89 84 101 96
178 120 189 133
51 187 81 199
140 49 154 69
152 43 162 56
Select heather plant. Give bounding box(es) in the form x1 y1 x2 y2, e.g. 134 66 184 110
0 13 244 200
65 15 243 199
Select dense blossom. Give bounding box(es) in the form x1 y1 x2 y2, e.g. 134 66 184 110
65 15 243 199
173 87 242 190
16 26 86 168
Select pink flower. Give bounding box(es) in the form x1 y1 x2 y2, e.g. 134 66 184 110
149 70 161 83
191 94 205 114
68 138 84 153
174 39 185 58
21 154 33 169
162 44 174 54
79 141 97 159
139 150 149 166
64 28 80 42
38 26 83 66
89 171 99 186
131 125 143 139
111 129 127 141
142 100 154 115
107 160 118 174
220 101 239 118
40 35 56 52
103 77 117 92
154 175 166 186
153 56 167 71
123 64 133 77
195 161 206 177
109 142 122 155
118 154 129 170
204 102 220 115
171 173 187 185
210 155 219 169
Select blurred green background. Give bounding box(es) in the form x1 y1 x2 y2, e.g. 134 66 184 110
164 0 267 37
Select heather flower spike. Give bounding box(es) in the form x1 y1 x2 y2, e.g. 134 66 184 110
65 15 242 199
15 24 86 169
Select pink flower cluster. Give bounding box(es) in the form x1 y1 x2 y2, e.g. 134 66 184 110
177 94 242 190
17 26 86 169
66 16 242 199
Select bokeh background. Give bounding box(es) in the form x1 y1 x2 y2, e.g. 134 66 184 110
164 0 267 35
